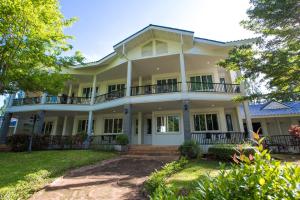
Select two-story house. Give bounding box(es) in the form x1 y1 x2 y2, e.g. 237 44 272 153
0 25 255 147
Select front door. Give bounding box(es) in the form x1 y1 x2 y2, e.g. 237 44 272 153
143 117 152 144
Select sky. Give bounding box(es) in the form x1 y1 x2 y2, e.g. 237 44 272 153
1 0 255 107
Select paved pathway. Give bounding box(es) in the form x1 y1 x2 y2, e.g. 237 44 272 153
30 156 176 200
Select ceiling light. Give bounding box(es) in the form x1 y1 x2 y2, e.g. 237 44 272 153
156 67 160 71
211 104 215 107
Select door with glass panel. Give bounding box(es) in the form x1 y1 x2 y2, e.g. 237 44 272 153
190 75 213 91
107 84 125 99
156 78 177 93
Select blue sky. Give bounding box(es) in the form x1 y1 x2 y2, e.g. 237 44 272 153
0 0 255 107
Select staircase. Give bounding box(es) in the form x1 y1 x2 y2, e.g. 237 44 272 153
127 145 179 156
0 144 11 152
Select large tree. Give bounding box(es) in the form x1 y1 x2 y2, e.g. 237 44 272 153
218 0 300 102
0 0 83 95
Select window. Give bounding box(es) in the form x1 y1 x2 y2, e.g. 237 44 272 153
104 118 123 134
157 115 180 133
108 84 125 93
82 87 98 98
42 121 53 135
141 41 153 57
157 78 178 93
156 40 168 54
226 114 234 131
193 114 219 131
190 75 213 91
78 119 94 133
147 118 152 134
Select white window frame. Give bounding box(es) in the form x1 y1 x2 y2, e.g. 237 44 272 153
191 112 220 132
156 114 180 134
103 118 123 134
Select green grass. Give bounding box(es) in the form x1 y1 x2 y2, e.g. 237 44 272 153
167 159 222 191
0 150 117 199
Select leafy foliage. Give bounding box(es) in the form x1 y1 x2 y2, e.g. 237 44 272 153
218 0 300 101
145 157 188 195
116 134 129 145
0 0 84 94
178 140 201 159
208 144 255 161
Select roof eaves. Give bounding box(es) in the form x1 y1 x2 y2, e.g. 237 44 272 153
72 51 117 69
194 37 226 45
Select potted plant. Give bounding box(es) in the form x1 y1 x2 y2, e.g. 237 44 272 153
114 134 129 152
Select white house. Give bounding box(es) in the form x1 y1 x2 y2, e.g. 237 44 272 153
1 25 256 146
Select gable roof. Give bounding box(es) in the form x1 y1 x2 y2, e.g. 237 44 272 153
241 101 300 118
74 24 257 69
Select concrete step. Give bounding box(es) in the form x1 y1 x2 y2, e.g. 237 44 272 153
127 145 180 156
0 144 11 152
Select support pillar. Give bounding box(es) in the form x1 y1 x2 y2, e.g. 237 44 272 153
243 101 253 139
87 111 93 136
62 116 68 136
90 75 97 105
138 112 142 144
236 105 244 132
0 112 13 144
123 104 132 143
126 60 132 97
35 111 45 135
41 93 47 104
67 83 73 104
276 119 282 135
182 100 191 141
260 119 269 136
138 76 142 95
179 52 188 92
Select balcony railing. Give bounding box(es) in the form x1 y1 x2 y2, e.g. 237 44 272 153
187 82 240 93
12 97 41 106
191 132 246 145
94 89 126 104
131 82 181 96
45 96 91 105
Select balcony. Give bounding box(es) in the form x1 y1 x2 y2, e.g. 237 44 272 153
10 82 241 107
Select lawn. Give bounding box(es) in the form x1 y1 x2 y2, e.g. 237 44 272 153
166 159 223 192
0 150 117 199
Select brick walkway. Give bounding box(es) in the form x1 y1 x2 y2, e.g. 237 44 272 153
30 156 177 200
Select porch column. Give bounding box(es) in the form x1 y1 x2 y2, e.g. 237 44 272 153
182 100 191 141
243 101 253 139
8 93 15 107
138 112 142 144
126 60 132 97
179 52 188 92
179 34 188 92
236 105 244 132
123 104 132 143
41 93 47 104
62 116 68 136
0 112 13 144
87 111 93 136
67 83 72 104
90 75 97 105
260 119 269 136
276 119 282 135
35 110 45 135
138 76 143 95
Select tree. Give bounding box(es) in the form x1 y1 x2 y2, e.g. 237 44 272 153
0 0 84 95
218 0 300 102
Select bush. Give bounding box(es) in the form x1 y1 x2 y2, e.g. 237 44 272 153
178 140 201 159
116 134 129 145
145 157 188 195
7 134 30 152
208 144 255 161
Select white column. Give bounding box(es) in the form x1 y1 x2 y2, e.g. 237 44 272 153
62 116 68 136
8 94 16 107
90 75 97 105
219 108 227 132
236 106 244 132
138 76 143 95
276 119 282 135
72 118 77 135
260 119 269 136
126 60 132 97
87 111 93 136
243 101 253 139
67 83 73 104
138 112 142 144
41 93 47 104
179 52 188 92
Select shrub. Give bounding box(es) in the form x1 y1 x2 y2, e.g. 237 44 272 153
194 133 300 199
208 143 255 161
116 134 129 145
178 140 201 159
74 132 88 144
7 134 30 152
145 157 188 195
289 125 300 138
